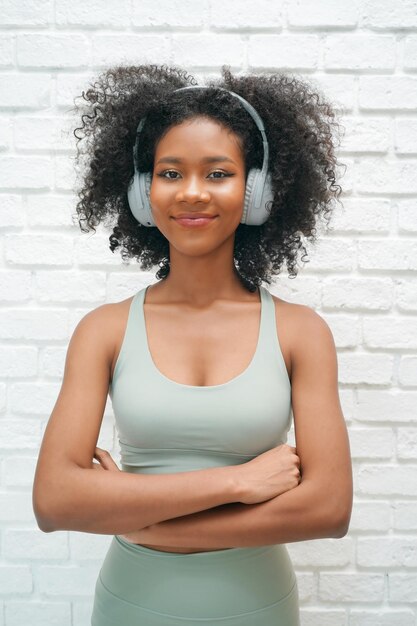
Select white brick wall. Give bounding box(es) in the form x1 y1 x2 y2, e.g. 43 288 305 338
0 0 416 624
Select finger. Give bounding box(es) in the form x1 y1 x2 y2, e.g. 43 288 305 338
94 447 120 471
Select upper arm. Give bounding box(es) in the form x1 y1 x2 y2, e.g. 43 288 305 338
290 306 353 530
33 305 115 517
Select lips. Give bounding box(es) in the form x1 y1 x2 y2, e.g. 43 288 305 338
174 214 217 219
173 215 218 228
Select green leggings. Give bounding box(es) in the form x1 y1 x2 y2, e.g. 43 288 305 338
91 535 300 625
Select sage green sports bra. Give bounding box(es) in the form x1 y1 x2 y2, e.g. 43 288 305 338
109 285 292 475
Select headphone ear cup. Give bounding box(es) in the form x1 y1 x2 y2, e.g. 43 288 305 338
242 168 274 226
140 171 155 227
127 170 155 227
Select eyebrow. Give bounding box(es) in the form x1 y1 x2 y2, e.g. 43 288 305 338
155 156 237 165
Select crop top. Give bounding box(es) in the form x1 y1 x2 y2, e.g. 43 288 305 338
109 284 293 475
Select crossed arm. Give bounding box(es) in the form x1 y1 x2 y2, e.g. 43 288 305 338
118 308 353 549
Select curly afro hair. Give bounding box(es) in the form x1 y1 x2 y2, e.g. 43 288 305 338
72 63 344 292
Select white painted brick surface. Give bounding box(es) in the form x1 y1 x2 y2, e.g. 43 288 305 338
1 1 416 624
5 602 71 626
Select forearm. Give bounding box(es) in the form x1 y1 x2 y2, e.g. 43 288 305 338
129 479 350 549
33 464 241 535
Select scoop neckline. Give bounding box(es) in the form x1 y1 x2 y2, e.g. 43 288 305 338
140 285 265 390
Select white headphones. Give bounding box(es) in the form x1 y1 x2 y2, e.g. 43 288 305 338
127 86 274 227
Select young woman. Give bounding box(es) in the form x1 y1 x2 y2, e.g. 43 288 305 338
33 64 353 625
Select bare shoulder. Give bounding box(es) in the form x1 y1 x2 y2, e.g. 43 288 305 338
269 293 334 379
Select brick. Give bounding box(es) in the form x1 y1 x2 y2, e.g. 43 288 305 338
348 501 391 532
349 428 394 459
288 0 357 27
76 236 121 266
363 317 417 349
69 531 112 560
0 157 53 189
357 389 417 422
72 601 93 626
0 346 37 377
357 537 417 567
338 353 394 385
356 158 417 194
397 199 417 232
303 239 356 272
5 234 73 265
92 34 170 67
26 194 75 227
0 0 53 26
0 493 37 523
0 74 50 109
396 278 417 311
5 602 71 626
358 240 417 271
249 35 319 69
393 502 417 530
398 357 417 387
41 347 66 378
389 573 417 602
4 456 38 487
350 611 415 626
172 34 244 68
319 573 384 602
395 118 417 154
36 564 100 596
106 273 150 303
323 316 359 350
0 34 14 67
55 155 78 192
10 382 62 415
14 116 75 151
357 465 417 496
0 309 68 340
322 278 392 310
0 419 40 448
404 36 417 69
287 537 353 567
300 611 347 626
360 76 417 110
0 270 31 299
56 0 130 27
314 75 357 111
0 565 32 594
0 383 6 413
296 572 315 602
56 73 91 108
362 0 417 29
325 35 396 70
17 34 90 69
3 529 69 560
0 195 24 228
132 0 205 28
0 117 12 150
339 117 391 153
397 428 417 459
35 270 106 302
209 0 282 29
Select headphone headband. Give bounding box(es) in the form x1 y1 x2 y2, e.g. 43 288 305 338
128 84 274 227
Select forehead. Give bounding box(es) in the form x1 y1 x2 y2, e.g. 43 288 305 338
154 117 244 160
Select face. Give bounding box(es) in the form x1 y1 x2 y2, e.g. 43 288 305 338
149 116 246 257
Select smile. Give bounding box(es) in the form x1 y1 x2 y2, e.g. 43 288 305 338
173 217 218 228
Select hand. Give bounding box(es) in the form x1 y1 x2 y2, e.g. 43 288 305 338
91 447 121 472
236 444 301 505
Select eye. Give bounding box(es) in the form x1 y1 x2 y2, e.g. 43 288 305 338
156 170 233 180
157 170 180 180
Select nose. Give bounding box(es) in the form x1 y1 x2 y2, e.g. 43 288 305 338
175 176 211 203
